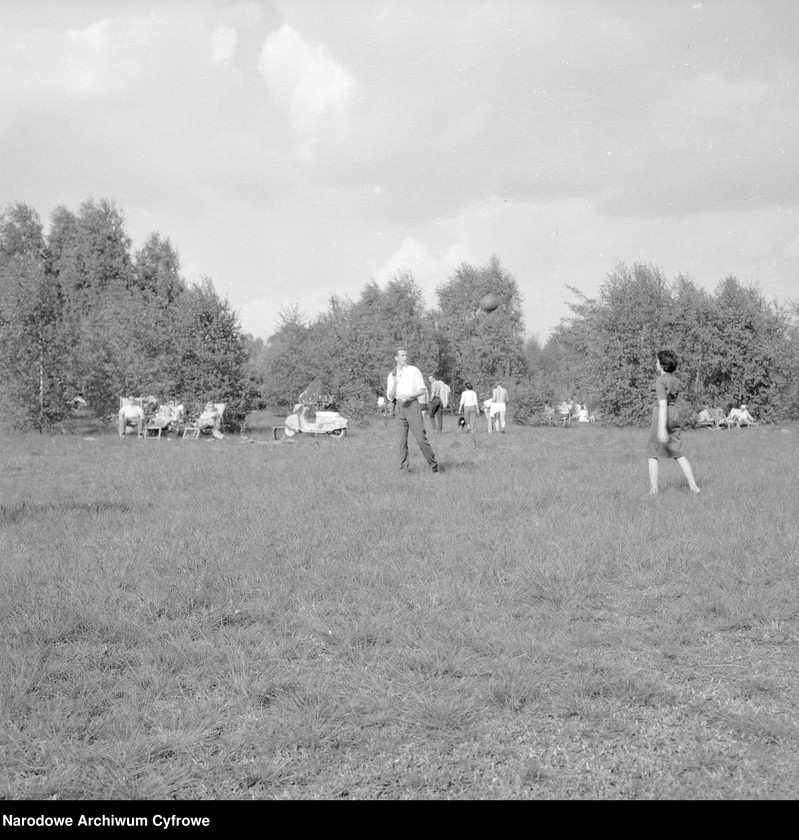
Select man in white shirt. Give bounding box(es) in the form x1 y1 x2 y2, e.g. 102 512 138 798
386 348 440 473
118 397 144 438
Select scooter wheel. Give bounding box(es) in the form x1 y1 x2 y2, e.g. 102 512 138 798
329 428 346 439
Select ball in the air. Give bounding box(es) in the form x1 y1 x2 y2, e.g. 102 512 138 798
479 293 499 312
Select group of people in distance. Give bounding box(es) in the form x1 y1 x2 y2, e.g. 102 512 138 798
387 344 710 496
117 397 222 438
552 398 592 425
697 403 757 429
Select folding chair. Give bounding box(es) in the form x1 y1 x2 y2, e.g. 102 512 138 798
183 403 226 439
118 396 144 437
144 402 184 439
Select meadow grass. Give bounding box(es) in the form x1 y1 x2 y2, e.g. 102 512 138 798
1 415 798 800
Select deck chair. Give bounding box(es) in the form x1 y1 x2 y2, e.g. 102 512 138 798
182 403 226 439
118 396 144 437
144 402 185 439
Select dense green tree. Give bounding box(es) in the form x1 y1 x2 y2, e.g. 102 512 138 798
548 264 795 425
169 278 254 430
254 273 438 416
0 202 46 262
587 263 673 424
0 198 256 430
50 199 133 308
435 256 526 399
309 273 437 414
0 204 67 429
45 200 139 413
708 277 788 417
132 233 185 306
255 306 316 410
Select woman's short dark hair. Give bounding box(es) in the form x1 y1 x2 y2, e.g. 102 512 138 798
657 349 678 373
464 382 473 390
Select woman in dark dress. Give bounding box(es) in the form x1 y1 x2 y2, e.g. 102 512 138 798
647 350 701 495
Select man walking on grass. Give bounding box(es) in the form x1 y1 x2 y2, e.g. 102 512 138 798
428 373 449 433
387 348 440 474
491 382 508 432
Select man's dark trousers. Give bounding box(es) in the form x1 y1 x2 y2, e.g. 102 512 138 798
396 398 439 472
428 396 444 432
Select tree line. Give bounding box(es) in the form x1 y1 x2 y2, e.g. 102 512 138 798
251 261 798 426
247 256 528 416
0 200 255 431
525 263 799 425
2 199 796 431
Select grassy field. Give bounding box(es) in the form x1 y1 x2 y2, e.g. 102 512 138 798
1 413 798 800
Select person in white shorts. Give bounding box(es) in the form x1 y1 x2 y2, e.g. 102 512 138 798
490 382 508 433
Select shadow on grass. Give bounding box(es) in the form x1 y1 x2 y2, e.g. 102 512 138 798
0 500 152 524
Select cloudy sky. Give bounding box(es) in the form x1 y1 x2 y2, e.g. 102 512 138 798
2 0 798 342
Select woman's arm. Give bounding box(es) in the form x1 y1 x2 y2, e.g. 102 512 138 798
657 398 668 443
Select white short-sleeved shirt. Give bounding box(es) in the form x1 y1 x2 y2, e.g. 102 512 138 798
119 404 143 420
387 365 426 402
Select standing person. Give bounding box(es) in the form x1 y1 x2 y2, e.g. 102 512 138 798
428 375 441 433
418 380 429 424
458 382 480 446
439 378 451 426
647 349 701 495
491 382 508 433
386 348 440 474
482 398 493 432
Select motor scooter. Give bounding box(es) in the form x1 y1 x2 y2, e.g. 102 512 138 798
274 403 348 440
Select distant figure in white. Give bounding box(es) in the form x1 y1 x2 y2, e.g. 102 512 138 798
151 400 184 430
198 402 224 438
118 397 144 438
491 382 508 432
724 404 757 428
482 398 493 432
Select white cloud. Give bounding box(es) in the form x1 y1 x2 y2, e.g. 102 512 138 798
257 23 354 156
210 26 237 67
0 19 143 108
221 2 262 28
375 237 471 300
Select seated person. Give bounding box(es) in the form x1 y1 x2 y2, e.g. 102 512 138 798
118 397 144 438
198 402 222 432
696 405 716 427
721 406 746 427
150 400 185 431
150 400 175 428
738 404 756 426
577 405 589 422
